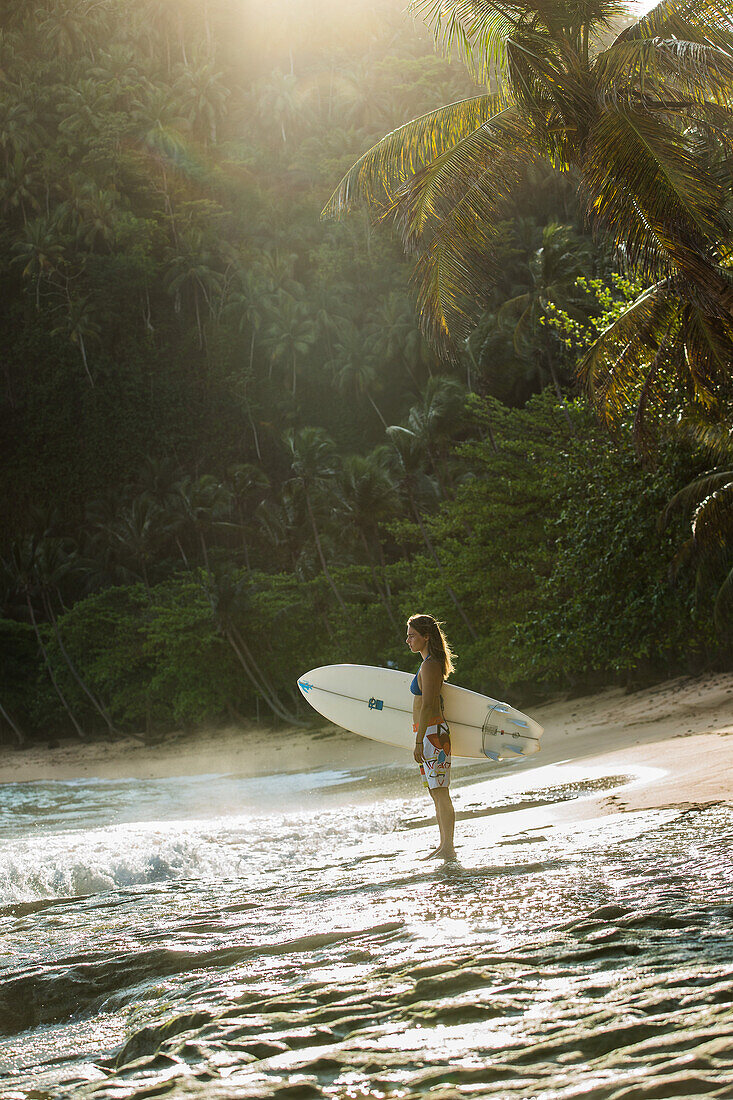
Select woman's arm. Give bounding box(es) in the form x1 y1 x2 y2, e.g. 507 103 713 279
413 659 443 762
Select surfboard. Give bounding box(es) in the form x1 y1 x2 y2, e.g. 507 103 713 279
297 664 543 761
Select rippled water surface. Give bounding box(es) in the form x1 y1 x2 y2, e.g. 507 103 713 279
2 753 733 1099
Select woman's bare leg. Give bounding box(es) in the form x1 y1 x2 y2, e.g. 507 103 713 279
427 788 456 857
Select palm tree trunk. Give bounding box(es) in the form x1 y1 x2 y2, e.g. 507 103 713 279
25 593 86 739
42 593 117 735
247 336 263 460
367 393 388 429
0 700 24 746
225 626 305 725
375 535 395 607
230 623 304 724
305 490 347 613
78 330 95 387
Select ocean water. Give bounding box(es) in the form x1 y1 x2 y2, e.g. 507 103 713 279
2 751 733 1100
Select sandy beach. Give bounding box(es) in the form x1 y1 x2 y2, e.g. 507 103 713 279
2 670 731 821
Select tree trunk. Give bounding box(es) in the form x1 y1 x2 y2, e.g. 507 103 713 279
225 626 304 725
367 393 388 430
43 593 117 736
26 593 86 739
0 700 25 746
78 330 95 387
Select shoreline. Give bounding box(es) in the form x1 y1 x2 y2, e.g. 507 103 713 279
1 672 731 823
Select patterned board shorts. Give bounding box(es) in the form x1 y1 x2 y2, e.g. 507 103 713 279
415 718 451 790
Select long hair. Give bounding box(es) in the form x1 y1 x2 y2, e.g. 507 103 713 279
407 614 455 679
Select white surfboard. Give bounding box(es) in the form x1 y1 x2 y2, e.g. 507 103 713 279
297 664 543 761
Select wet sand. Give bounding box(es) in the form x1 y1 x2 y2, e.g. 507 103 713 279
1 671 731 824
3 671 733 1099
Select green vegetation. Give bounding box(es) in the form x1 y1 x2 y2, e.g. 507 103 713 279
0 0 730 746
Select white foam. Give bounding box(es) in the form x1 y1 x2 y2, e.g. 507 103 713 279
0 821 246 903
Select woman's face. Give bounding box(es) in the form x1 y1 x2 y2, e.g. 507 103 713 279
406 624 427 653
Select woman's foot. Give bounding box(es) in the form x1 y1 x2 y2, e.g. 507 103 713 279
421 845 456 860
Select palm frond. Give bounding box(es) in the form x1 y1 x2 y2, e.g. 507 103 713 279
322 94 505 218
385 105 536 247
678 304 733 408
692 481 733 545
662 468 733 524
677 414 733 462
405 136 543 347
622 0 733 55
578 281 675 425
594 38 733 107
581 105 727 284
409 0 523 86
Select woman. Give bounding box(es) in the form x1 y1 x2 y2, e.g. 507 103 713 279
406 613 456 859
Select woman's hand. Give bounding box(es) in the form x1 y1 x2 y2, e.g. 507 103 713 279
413 742 423 764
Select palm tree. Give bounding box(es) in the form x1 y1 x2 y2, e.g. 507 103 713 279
0 150 41 226
498 222 591 423
203 568 305 725
367 290 432 388
12 216 66 308
405 376 468 492
163 228 224 348
336 449 401 627
330 320 389 428
387 423 478 639
52 293 102 387
93 494 163 599
262 291 317 396
174 60 230 146
325 0 733 414
228 463 270 572
170 474 234 571
283 427 347 613
255 70 301 145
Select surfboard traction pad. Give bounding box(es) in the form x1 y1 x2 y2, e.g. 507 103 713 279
481 703 535 761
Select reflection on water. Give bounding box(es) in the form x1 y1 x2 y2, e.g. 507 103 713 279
1 760 732 1099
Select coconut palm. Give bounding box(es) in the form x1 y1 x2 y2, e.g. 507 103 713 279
283 427 347 613
386 423 478 638
174 60 230 145
51 294 102 387
163 227 224 347
336 449 401 627
12 216 66 308
203 567 305 725
325 0 733 417
405 375 468 491
330 321 389 428
262 291 317 396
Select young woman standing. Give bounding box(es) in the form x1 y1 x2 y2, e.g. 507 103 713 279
406 613 456 859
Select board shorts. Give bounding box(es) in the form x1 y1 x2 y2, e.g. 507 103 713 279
415 718 451 790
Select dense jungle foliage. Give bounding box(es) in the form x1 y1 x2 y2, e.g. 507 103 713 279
0 0 730 745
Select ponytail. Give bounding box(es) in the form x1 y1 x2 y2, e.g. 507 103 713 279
407 614 455 679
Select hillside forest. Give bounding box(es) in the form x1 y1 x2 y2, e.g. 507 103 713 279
1 0 731 744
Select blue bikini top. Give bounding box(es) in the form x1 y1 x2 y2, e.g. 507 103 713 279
410 667 422 696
